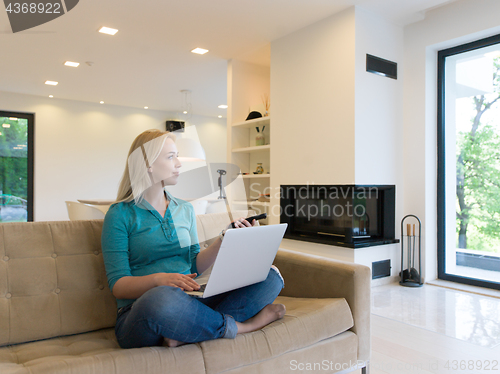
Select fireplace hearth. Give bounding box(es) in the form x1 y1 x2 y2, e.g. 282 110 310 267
280 185 399 248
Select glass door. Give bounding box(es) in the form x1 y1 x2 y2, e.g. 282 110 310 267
438 34 500 290
0 111 34 222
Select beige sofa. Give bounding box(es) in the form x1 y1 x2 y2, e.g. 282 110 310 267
0 211 371 373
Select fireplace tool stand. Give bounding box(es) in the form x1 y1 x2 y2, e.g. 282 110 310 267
400 214 423 287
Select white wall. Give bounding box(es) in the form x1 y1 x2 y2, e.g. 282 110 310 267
354 7 403 186
227 60 270 126
187 115 227 164
0 91 226 221
270 5 403 189
354 7 404 282
403 0 500 281
271 6 356 193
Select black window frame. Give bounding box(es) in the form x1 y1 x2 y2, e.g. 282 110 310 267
0 110 34 222
437 33 500 290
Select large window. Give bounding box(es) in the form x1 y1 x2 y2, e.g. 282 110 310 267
0 111 34 222
438 34 500 290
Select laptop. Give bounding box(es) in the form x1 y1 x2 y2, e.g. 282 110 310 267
185 223 288 298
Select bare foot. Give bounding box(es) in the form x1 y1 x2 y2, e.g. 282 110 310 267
236 304 286 334
163 337 186 347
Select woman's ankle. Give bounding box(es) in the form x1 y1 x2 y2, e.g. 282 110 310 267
163 337 186 347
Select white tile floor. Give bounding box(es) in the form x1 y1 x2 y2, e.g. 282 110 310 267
372 283 500 348
364 282 500 374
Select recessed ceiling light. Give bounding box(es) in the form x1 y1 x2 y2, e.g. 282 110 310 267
45 80 58 86
100 101 104 104
218 105 228 109
49 95 53 98
183 111 188 114
144 106 148 109
64 61 79 67
99 26 118 35
191 48 209 55
218 115 222 118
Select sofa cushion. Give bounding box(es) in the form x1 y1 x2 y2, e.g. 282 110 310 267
0 296 354 374
222 332 359 374
0 329 206 374
199 295 354 374
0 221 117 347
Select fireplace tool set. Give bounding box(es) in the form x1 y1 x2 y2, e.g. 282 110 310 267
400 214 423 287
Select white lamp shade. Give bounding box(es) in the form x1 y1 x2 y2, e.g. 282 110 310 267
176 137 206 161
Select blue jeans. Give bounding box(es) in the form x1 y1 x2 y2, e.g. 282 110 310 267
115 268 284 349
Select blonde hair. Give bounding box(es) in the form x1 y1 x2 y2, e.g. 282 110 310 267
116 129 176 204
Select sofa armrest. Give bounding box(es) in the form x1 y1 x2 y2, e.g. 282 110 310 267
274 248 371 363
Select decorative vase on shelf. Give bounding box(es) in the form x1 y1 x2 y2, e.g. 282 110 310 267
255 133 265 146
255 163 264 174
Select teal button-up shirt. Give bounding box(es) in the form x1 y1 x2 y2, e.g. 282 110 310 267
101 192 200 309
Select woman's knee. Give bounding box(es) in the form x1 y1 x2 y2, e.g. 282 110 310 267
269 266 285 288
261 267 284 298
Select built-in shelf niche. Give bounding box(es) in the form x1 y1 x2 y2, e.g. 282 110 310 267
229 116 271 223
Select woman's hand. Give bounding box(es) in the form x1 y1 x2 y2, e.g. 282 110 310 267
228 216 258 229
154 273 200 291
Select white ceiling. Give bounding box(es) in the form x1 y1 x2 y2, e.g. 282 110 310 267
0 0 457 118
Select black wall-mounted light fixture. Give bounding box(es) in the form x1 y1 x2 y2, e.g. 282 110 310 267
366 54 397 80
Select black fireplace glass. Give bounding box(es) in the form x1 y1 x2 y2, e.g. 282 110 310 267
280 185 398 248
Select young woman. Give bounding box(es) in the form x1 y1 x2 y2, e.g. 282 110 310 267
101 129 285 348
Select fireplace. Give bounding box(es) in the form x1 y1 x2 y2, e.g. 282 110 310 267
280 185 398 248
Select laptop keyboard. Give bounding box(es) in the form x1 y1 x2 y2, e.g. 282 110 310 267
196 284 207 293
